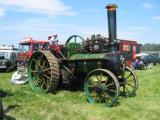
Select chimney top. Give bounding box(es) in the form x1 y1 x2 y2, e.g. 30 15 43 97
106 4 118 10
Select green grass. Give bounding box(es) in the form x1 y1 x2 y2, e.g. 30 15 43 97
0 65 160 120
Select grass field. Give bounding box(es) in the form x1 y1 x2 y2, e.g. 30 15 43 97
0 65 160 120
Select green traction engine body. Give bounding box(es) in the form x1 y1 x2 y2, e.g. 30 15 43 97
66 52 123 76
28 4 138 107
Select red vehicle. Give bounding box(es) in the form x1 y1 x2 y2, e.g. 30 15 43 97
11 38 50 84
118 39 142 66
18 38 49 66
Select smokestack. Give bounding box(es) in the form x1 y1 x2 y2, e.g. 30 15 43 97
106 4 118 51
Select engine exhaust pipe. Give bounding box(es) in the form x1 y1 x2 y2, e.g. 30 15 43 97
106 4 118 51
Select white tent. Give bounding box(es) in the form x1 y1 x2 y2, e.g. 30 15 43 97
135 53 148 57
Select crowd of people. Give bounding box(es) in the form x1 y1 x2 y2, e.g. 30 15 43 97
132 57 153 70
132 59 145 70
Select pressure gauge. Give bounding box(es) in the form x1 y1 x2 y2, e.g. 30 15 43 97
93 45 99 51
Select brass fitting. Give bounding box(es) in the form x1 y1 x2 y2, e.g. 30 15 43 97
106 4 118 11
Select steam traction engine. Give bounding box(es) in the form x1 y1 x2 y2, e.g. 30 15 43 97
28 4 138 107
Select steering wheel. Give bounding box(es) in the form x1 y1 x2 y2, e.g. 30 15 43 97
65 35 85 48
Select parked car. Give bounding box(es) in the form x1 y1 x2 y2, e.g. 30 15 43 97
0 50 18 71
150 53 160 64
145 53 160 65
141 53 160 65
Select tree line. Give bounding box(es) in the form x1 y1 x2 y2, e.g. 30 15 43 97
142 43 160 51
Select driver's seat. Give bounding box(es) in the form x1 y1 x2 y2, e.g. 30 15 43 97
66 43 81 57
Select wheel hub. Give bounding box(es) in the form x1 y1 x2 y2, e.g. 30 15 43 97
38 69 44 76
95 84 107 94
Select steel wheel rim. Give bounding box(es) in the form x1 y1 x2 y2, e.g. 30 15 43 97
84 69 119 107
28 52 52 93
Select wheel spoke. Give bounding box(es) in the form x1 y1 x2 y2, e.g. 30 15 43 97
42 59 47 69
104 75 109 84
42 79 50 89
125 73 132 79
126 77 134 82
33 59 42 69
96 76 100 81
43 74 51 80
109 89 116 93
38 55 44 61
125 86 131 92
96 96 101 103
90 91 97 100
40 79 45 89
31 70 38 73
103 92 112 99
90 76 95 80
33 77 41 86
96 75 102 84
33 79 38 86
33 73 38 79
32 59 37 63
126 83 134 88
37 60 42 68
88 80 98 87
43 68 51 72
37 78 43 85
90 90 96 94
106 82 114 87
46 79 51 89
41 77 50 89
35 64 39 70
32 59 40 69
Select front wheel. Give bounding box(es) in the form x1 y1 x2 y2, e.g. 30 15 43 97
84 69 120 107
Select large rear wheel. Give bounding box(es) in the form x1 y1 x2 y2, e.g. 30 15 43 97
28 51 60 93
84 69 120 107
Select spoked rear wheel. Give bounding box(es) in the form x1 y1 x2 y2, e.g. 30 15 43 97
84 69 120 107
121 67 138 97
28 51 60 93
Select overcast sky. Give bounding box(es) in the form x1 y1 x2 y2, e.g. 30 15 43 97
0 0 160 47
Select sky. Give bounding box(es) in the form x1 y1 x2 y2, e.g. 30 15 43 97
0 0 160 47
